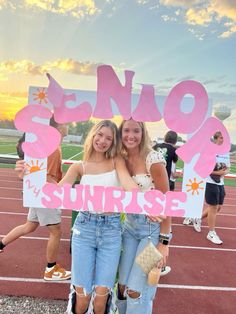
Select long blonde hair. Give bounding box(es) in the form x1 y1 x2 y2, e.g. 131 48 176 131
83 120 119 161
118 119 152 158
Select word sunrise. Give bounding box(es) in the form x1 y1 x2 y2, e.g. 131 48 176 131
42 183 186 216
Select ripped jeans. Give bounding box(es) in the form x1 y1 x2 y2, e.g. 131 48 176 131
71 212 122 294
117 214 160 314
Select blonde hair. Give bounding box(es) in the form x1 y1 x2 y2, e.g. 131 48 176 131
83 120 119 161
118 119 152 158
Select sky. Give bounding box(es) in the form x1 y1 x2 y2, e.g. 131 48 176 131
0 0 236 142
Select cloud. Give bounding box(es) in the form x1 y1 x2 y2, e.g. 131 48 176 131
0 59 101 77
211 0 236 21
219 23 236 38
138 0 236 38
185 7 213 26
0 0 100 20
160 0 203 7
161 14 177 22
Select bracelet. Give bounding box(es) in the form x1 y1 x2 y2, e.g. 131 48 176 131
159 233 170 239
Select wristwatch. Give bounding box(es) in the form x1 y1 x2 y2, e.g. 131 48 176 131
159 238 169 245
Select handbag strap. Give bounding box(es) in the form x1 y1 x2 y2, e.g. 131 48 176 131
148 222 151 241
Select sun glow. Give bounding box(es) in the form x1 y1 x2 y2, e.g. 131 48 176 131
186 178 204 196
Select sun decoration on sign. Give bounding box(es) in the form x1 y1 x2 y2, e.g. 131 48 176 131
186 178 204 196
33 88 48 104
25 160 46 175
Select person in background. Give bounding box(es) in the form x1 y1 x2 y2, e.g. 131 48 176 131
183 131 230 240
195 132 230 243
0 117 71 281
169 161 183 192
153 130 178 276
116 119 170 314
16 133 25 160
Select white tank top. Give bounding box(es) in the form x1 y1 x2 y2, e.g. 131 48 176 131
80 166 120 187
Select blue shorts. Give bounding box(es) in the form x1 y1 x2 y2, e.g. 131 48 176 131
118 214 160 314
71 212 122 294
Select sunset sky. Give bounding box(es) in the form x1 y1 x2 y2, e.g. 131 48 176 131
0 0 235 142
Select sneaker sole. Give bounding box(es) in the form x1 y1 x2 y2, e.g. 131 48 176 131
44 276 71 281
160 267 171 277
193 226 201 233
207 236 223 245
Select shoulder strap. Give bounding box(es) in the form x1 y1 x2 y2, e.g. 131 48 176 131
111 158 115 169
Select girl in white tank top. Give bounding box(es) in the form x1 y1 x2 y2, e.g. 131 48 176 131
60 120 138 314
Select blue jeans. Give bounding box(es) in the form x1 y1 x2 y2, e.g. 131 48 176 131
71 212 122 294
117 214 160 314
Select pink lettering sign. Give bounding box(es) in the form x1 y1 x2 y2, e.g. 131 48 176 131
164 80 208 133
177 117 231 178
14 105 61 159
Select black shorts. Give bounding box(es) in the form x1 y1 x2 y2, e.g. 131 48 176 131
169 180 175 191
205 183 226 206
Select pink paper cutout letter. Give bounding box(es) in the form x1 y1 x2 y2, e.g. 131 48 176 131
124 189 142 214
62 184 83 210
164 191 186 217
132 85 162 122
47 73 92 123
83 185 105 212
103 187 126 213
164 80 208 133
143 189 164 215
14 105 61 159
177 117 231 178
42 183 62 208
93 65 134 119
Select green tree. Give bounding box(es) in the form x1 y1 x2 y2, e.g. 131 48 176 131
69 121 95 143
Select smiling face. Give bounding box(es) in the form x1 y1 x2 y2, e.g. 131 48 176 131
93 126 114 154
121 119 143 151
214 132 224 145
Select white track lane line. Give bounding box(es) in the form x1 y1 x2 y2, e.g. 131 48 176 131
0 234 70 242
1 233 235 251
0 277 70 284
0 277 235 291
157 284 236 291
172 223 236 230
0 187 22 190
0 211 71 219
170 245 236 252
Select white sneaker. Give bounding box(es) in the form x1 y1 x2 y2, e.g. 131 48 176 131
193 218 201 232
183 217 193 225
160 266 171 277
207 231 223 245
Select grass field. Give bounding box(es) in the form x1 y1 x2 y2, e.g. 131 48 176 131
0 137 235 186
0 137 84 160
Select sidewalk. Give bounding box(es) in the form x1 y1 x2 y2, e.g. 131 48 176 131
0 296 67 314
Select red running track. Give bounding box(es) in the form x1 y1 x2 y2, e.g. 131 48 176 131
0 168 236 313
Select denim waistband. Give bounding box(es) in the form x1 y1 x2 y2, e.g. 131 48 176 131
79 211 120 221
